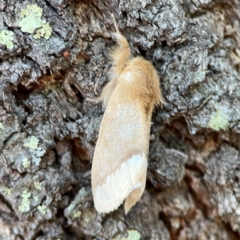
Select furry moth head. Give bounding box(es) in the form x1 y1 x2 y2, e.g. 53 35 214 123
91 15 164 214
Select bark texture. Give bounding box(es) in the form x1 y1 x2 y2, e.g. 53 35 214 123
0 0 240 239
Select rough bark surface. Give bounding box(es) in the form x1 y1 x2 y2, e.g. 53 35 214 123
0 0 240 239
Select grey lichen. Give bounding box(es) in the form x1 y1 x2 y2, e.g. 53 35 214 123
0 30 14 49
32 147 45 166
19 4 52 39
64 188 95 227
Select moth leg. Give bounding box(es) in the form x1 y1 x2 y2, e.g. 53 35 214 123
89 79 117 106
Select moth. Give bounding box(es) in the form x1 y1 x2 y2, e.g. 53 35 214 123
91 15 164 214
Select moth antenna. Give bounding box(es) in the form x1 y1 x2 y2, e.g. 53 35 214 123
111 13 119 33
109 14 131 77
88 79 116 106
93 14 131 106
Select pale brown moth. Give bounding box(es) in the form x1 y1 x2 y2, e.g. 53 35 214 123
91 15 164 214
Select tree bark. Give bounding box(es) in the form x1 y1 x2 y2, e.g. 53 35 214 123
0 0 240 239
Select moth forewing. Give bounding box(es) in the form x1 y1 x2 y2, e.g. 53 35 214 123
91 17 163 214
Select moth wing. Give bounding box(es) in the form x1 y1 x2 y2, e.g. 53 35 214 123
92 92 149 214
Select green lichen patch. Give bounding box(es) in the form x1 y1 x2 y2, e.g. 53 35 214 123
23 136 39 150
34 181 42 190
23 136 45 167
19 189 31 212
34 22 52 40
0 122 4 130
0 187 12 196
67 203 75 212
208 109 229 131
33 195 39 202
20 4 43 18
19 17 43 34
114 230 141 240
0 30 14 49
73 210 81 218
22 157 30 168
19 5 43 34
19 4 52 39
37 204 48 215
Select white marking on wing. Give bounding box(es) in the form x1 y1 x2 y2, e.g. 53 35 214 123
94 154 146 213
